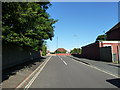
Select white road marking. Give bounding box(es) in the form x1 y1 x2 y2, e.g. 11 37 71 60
71 57 120 78
58 56 67 66
63 60 67 65
16 56 51 89
24 56 52 90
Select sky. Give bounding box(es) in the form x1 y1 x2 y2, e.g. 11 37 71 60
46 2 118 52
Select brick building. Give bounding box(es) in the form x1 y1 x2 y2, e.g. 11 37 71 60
82 41 120 63
106 22 120 40
82 22 120 63
55 48 67 53
55 48 71 56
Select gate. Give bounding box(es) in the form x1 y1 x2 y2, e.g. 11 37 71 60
100 46 112 62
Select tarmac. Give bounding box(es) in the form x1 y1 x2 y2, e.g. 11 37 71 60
2 55 120 88
68 55 120 77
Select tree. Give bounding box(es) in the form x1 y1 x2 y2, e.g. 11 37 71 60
96 34 107 41
42 42 47 56
70 48 81 54
2 2 57 51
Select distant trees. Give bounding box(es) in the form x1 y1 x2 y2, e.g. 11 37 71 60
70 48 81 54
55 51 66 53
96 34 107 41
2 2 57 51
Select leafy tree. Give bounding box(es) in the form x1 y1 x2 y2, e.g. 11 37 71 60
2 2 57 51
55 51 66 53
70 48 81 54
96 34 107 41
42 42 47 56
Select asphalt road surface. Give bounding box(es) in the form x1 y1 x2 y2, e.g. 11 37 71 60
27 56 119 88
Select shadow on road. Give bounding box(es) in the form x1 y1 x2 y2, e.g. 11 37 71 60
107 64 120 68
2 57 46 82
71 54 112 62
106 78 120 88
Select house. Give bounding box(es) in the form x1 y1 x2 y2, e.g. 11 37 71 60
81 22 120 63
47 50 50 54
106 22 120 40
55 48 67 53
55 48 71 56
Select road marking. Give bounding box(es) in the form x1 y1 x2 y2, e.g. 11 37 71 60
63 60 67 65
24 56 52 90
58 55 62 60
69 57 120 78
16 57 51 89
58 56 67 66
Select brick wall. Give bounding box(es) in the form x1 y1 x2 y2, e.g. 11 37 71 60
82 42 100 60
2 44 41 69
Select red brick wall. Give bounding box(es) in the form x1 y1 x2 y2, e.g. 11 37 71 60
82 42 100 60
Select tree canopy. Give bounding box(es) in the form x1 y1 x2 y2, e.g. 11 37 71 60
42 41 47 56
70 48 81 54
96 34 107 41
2 2 57 51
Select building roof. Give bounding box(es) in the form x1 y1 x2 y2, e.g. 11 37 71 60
55 48 67 52
106 22 120 34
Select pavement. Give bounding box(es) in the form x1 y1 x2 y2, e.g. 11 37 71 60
26 56 120 88
2 56 49 88
68 55 120 77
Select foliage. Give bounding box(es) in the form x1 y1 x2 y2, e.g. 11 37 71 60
70 48 81 54
42 42 47 56
2 2 57 51
96 34 107 41
55 51 66 53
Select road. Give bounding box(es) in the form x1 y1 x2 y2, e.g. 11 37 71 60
26 56 119 88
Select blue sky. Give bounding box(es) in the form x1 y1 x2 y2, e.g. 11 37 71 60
46 2 118 52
